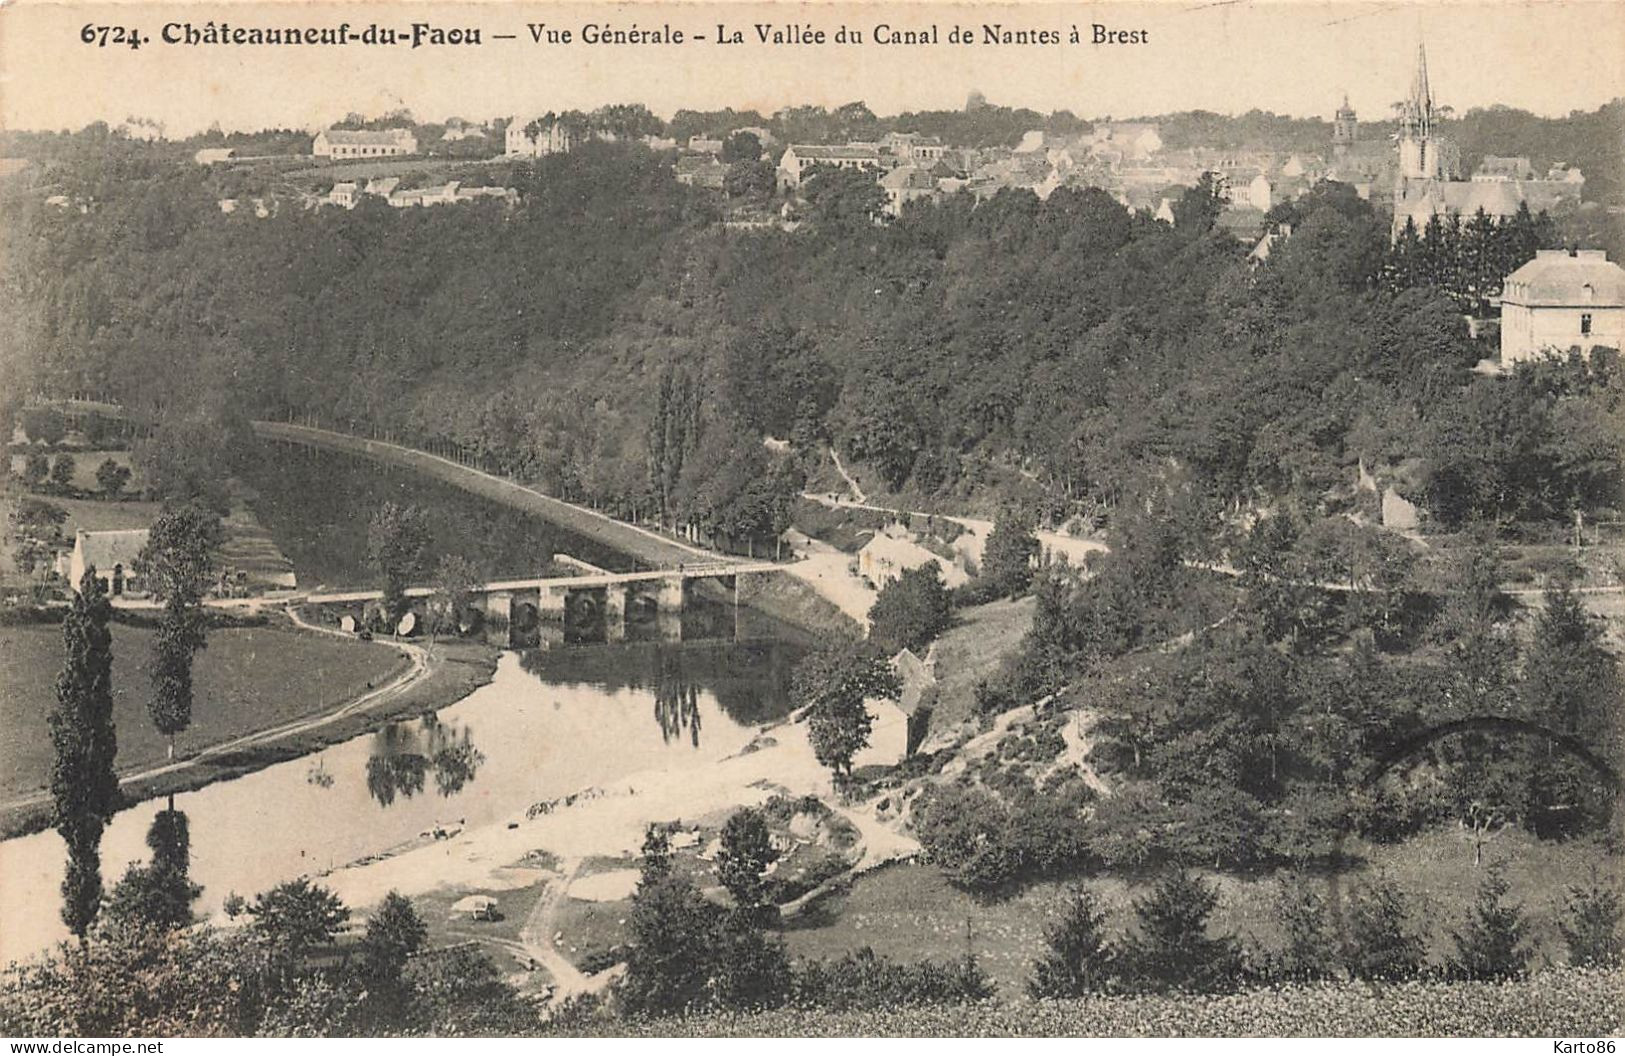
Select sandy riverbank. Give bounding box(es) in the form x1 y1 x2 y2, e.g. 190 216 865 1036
285 699 912 935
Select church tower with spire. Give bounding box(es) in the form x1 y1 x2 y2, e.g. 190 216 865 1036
1397 44 1441 180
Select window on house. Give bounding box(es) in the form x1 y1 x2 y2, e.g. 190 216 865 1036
1581 313 1593 336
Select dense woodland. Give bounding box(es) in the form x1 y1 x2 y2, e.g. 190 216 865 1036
3 107 1622 539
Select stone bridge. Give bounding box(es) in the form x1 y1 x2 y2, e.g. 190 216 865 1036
305 561 784 647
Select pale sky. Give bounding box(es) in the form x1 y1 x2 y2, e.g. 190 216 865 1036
1 0 1622 136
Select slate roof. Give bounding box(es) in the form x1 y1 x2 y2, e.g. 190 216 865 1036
1502 250 1625 307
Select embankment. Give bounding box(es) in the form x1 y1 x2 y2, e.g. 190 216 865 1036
252 422 704 569
251 421 859 640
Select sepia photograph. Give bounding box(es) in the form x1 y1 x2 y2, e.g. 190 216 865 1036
0 0 1621 1040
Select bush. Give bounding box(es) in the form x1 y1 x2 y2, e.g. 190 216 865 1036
1559 871 1623 969
1029 886 1117 998
49 454 76 490
911 784 1022 891
550 969 1625 1037
1119 869 1244 994
21 451 48 488
1270 873 1340 982
763 851 849 905
791 947 993 1011
1345 876 1426 982
867 563 952 654
95 458 132 499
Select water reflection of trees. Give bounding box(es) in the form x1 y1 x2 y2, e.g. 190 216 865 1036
365 715 485 807
106 807 200 931
652 648 702 748
517 640 810 742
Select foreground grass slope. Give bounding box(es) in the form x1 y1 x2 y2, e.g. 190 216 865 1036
555 969 1623 1037
783 833 1618 996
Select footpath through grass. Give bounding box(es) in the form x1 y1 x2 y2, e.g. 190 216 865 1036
0 620 406 801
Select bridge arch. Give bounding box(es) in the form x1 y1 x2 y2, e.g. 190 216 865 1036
509 600 539 648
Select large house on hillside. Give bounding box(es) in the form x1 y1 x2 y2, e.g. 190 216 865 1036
1500 250 1625 366
312 128 418 159
777 144 884 190
505 118 573 158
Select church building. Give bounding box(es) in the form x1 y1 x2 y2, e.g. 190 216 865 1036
1390 45 1581 239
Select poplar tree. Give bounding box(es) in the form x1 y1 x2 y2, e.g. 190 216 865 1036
50 569 121 940
140 503 223 759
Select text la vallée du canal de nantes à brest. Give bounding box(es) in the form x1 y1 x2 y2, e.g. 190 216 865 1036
89 19 1149 50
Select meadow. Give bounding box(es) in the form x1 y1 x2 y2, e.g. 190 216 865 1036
0 621 405 800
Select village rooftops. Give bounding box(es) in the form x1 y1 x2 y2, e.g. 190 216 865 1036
879 165 939 191
1501 250 1625 307
1474 155 1535 181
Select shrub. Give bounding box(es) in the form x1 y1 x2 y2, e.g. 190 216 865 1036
95 458 132 499
1120 869 1244 994
1559 871 1623 969
48 454 76 490
717 807 778 911
1028 886 1117 998
791 947 993 1011
1345 876 1426 982
619 871 719 1017
21 451 48 488
867 563 953 653
708 912 792 1011
1449 865 1533 981
763 851 849 905
1271 873 1340 982
549 969 1625 1037
911 784 1021 891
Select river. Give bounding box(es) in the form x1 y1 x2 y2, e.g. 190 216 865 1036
2 441 812 967
0 636 805 966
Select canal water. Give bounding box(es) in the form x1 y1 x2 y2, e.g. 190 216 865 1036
0 636 805 965
1 440 812 966
237 442 642 589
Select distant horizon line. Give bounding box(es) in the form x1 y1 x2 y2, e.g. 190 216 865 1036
8 95 1621 141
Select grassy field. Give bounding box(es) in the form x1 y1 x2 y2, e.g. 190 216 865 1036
778 828 1619 997
553 968 1623 1036
925 596 1035 736
6 451 141 495
0 621 406 800
411 872 554 990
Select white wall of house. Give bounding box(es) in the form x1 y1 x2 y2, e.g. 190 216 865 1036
1501 303 1625 365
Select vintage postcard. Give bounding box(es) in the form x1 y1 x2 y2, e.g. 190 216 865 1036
0 0 1622 1041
